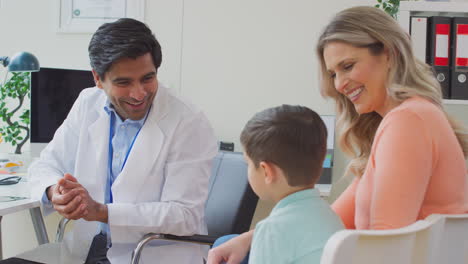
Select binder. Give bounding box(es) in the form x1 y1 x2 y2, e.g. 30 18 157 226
428 16 452 99
450 17 468 100
410 16 428 63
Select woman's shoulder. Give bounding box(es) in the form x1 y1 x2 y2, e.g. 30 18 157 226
399 96 440 110
375 97 452 148
384 97 445 126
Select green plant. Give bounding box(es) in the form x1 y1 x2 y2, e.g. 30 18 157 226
375 0 400 19
0 72 31 154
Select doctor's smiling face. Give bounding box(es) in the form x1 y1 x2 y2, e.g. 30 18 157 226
93 53 158 121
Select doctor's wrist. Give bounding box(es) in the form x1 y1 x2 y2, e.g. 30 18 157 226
84 201 108 223
46 184 56 201
95 203 108 223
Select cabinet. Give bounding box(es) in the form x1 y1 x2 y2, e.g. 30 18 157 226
398 1 468 104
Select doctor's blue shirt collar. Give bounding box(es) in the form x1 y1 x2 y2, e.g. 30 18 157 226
103 100 150 126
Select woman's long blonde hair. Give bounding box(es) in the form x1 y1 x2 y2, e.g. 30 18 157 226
316 6 468 177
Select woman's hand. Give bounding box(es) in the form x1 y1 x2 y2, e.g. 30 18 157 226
207 230 254 264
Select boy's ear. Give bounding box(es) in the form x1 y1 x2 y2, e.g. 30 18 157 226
259 161 278 185
92 69 103 89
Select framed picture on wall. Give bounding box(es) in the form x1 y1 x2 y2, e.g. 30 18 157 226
58 0 145 33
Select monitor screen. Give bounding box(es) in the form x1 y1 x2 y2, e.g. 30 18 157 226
318 115 335 185
30 67 95 143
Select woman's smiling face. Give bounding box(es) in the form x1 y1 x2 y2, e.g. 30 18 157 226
323 42 394 116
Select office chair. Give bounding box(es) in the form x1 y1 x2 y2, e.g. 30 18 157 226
131 151 258 263
320 219 443 264
425 213 468 264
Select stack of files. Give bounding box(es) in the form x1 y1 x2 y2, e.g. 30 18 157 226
451 17 468 100
410 15 468 100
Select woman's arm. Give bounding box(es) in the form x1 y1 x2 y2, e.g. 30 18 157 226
332 178 358 229
207 230 254 264
369 110 433 229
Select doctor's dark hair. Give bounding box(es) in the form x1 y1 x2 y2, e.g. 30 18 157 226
88 18 162 79
240 105 327 187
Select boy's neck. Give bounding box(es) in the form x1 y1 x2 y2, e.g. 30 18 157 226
271 184 315 204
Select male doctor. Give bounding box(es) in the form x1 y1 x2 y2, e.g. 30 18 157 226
29 18 217 264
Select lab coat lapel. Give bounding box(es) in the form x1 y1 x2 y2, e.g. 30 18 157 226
113 119 164 202
111 85 169 202
86 108 110 193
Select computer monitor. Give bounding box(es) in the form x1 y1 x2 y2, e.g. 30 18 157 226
30 67 95 155
318 115 335 185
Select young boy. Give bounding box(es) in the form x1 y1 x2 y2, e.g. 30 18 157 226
241 105 344 263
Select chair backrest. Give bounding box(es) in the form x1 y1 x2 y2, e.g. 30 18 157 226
320 220 442 264
205 151 259 237
425 213 468 264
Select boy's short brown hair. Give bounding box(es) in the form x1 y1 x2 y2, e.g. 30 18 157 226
240 105 327 187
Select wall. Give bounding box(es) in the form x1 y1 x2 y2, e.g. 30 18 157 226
180 0 360 149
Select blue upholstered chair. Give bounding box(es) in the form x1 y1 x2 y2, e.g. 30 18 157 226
130 151 258 263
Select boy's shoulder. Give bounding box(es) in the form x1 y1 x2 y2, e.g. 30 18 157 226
262 189 342 231
251 189 344 263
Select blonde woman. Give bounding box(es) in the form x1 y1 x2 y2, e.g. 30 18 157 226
318 6 468 230
207 6 468 263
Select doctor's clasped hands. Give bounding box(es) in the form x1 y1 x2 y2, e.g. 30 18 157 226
47 173 108 222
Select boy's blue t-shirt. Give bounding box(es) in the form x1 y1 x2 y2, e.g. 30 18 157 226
249 188 344 264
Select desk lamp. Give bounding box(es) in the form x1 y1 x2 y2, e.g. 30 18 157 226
0 52 40 72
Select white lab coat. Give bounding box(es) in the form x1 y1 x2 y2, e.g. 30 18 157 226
29 84 218 264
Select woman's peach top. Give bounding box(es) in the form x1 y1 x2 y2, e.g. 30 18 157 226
332 97 468 230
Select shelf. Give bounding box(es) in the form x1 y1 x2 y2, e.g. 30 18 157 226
400 1 468 13
398 1 468 32
398 2 468 106
443 99 468 105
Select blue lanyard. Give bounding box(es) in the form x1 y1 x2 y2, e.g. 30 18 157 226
107 111 149 203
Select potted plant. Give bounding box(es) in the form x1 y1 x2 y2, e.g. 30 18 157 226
0 72 31 154
376 0 400 18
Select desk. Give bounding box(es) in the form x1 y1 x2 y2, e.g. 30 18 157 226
0 180 49 260
316 184 332 197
